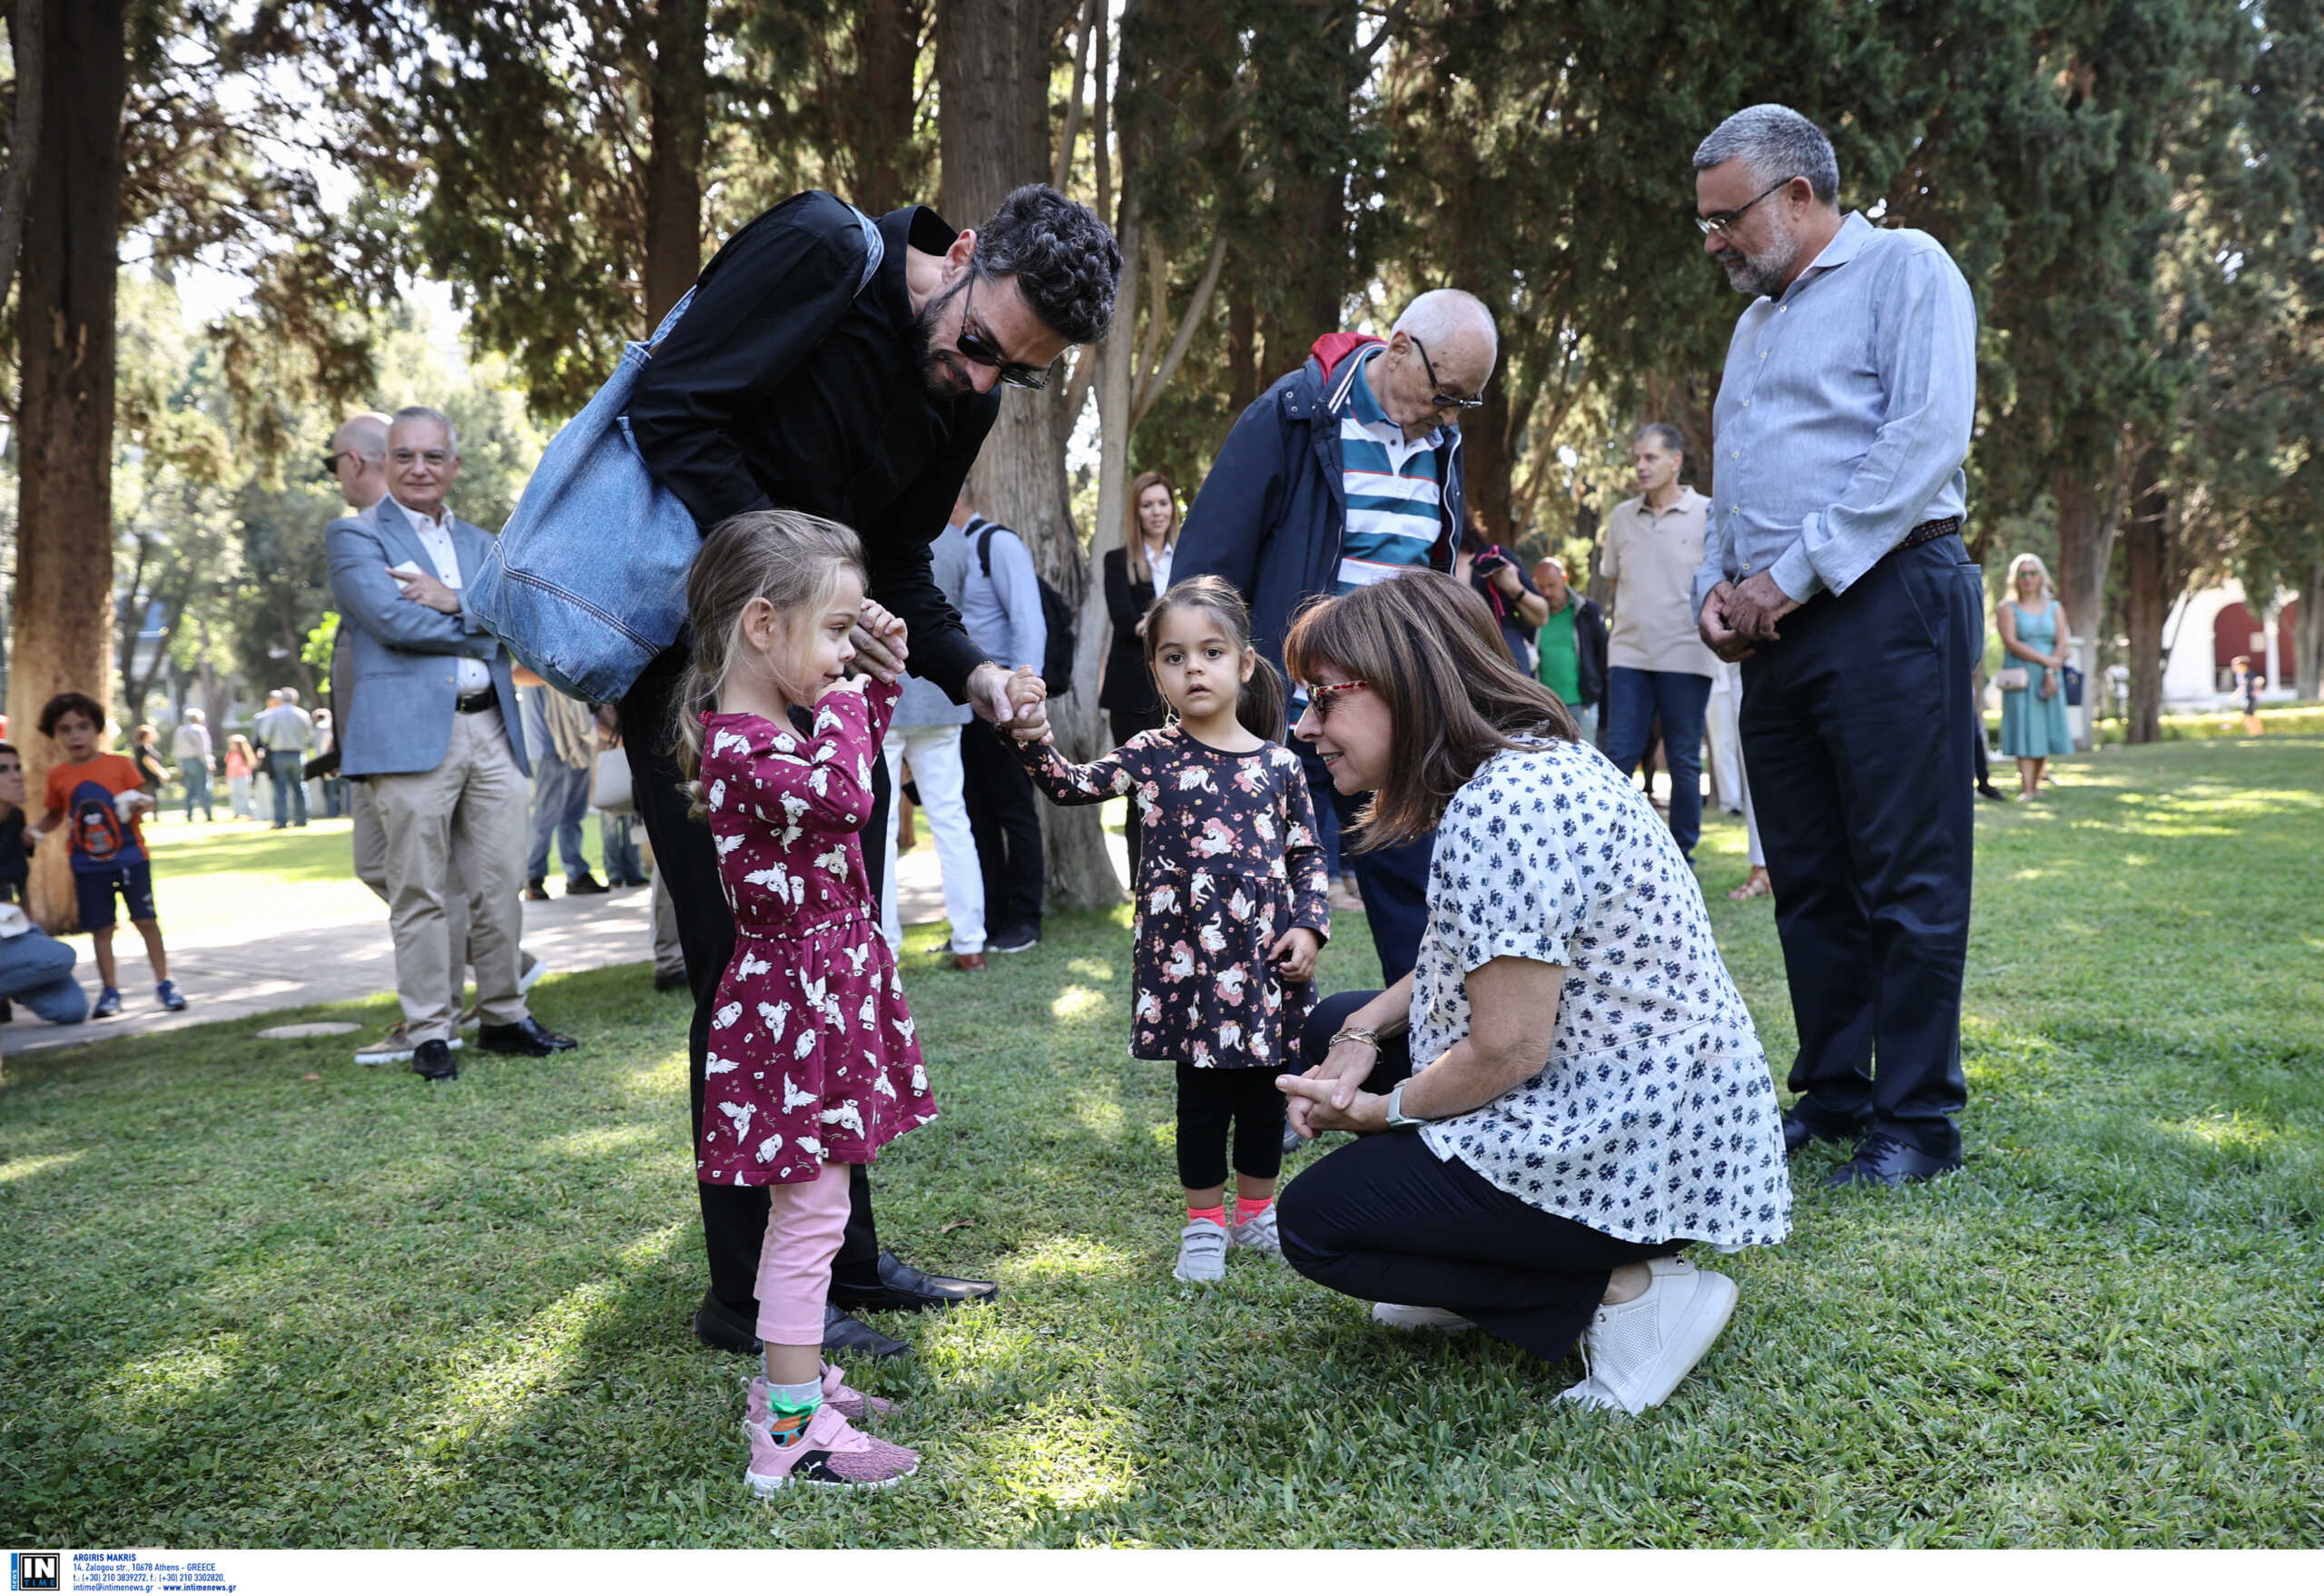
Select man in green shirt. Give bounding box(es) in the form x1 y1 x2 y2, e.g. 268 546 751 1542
1533 557 1608 744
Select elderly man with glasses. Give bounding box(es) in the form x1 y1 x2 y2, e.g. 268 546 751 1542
618 183 1121 1365
1175 289 1499 991
1688 104 1983 1188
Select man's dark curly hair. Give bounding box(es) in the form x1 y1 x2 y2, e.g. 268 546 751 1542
38 691 109 739
972 184 1120 346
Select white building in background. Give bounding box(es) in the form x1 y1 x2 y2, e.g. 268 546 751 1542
2162 579 2303 706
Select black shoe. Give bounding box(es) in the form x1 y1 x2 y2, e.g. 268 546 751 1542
1977 783 2008 802
1826 1130 1964 1188
477 1016 580 1056
1782 1112 1858 1158
987 925 1040 954
831 1249 1000 1314
524 878 550 901
824 1300 911 1361
654 967 690 992
411 1039 458 1082
565 872 610 895
694 1292 763 1358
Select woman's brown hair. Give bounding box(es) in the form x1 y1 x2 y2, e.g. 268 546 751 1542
1144 576 1285 742
1123 469 1179 587
1283 571 1574 851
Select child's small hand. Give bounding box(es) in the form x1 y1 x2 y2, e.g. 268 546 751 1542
1268 926 1322 983
859 597 909 657
818 674 871 700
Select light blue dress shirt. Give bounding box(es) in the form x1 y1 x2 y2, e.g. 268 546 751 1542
956 515 1048 676
1690 212 1978 618
893 523 975 727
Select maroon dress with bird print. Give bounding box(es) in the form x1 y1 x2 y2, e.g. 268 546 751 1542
696 679 937 1187
1017 725 1330 1069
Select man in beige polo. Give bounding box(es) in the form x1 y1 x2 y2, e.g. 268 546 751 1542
1600 421 1720 862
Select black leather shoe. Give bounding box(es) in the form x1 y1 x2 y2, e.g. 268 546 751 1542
654 968 690 993
478 1017 580 1056
830 1249 1000 1315
411 1039 458 1082
565 872 610 895
694 1292 762 1358
823 1301 911 1361
1782 1111 1864 1158
1827 1131 1964 1188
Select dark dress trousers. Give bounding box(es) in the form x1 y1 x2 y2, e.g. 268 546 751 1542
1098 545 1167 881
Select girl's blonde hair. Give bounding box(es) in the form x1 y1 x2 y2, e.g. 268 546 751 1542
673 508 867 816
2004 552 2053 601
1143 576 1285 742
1124 469 1180 587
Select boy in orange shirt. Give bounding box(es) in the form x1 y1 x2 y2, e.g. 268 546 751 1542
31 691 187 1016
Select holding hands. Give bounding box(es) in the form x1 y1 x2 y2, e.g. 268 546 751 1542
971 661 1052 745
849 597 911 682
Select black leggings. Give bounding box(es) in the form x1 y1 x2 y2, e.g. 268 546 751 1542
1276 991 1682 1362
1175 1063 1288 1191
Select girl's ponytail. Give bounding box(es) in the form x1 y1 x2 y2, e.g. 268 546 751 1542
1237 653 1286 744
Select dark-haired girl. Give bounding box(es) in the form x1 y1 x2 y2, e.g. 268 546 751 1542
1014 576 1330 1284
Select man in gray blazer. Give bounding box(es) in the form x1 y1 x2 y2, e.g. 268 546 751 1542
326 405 578 1081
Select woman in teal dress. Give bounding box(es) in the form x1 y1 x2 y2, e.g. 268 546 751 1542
1996 552 2073 799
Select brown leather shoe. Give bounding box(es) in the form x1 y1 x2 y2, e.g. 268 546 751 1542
950 951 986 972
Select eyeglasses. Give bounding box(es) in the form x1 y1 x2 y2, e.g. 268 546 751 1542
1304 679 1371 722
955 277 1053 390
1696 178 1792 237
1408 335 1485 410
318 450 350 480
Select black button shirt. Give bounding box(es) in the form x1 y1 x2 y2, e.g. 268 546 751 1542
627 193 1000 701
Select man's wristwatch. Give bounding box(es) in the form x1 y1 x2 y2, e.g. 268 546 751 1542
1384 1082 1428 1129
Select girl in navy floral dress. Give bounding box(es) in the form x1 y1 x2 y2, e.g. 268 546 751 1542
1015 576 1330 1284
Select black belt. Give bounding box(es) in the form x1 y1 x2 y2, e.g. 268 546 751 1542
1896 516 1963 553
455 686 498 714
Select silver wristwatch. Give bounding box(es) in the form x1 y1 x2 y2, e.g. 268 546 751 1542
1384 1082 1427 1129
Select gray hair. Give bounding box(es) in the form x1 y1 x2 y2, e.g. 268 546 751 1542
1393 289 1499 355
1693 104 1840 206
390 405 459 454
184 707 205 723
1633 422 1688 460
280 687 300 705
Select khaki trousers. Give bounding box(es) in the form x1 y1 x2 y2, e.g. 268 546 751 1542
350 777 471 1016
371 708 528 1044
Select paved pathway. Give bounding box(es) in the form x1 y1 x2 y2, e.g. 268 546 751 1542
2 845 970 1060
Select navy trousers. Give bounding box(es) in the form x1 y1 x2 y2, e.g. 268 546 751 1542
1298 742 1430 983
1738 536 1983 1158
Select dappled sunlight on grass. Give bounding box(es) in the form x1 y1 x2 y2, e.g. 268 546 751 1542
1065 956 1117 983
1050 983 1109 1022
112 1340 240 1419
541 1123 667 1159
0 1148 87 1185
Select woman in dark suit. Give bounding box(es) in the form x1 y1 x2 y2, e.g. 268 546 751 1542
1099 468 1181 881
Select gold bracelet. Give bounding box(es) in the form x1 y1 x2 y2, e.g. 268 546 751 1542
1327 1025 1381 1051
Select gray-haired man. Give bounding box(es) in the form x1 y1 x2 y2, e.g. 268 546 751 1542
1689 104 1982 1187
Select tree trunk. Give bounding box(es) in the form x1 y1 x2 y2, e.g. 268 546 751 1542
2122 447 2165 743
1464 384 1512 538
2050 461 2114 752
642 0 709 327
0 0 45 312
1226 283 1257 417
938 0 1120 911
7 0 126 933
848 0 921 213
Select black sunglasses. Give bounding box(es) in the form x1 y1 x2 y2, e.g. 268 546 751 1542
1409 334 1486 410
954 276 1053 390
317 450 349 480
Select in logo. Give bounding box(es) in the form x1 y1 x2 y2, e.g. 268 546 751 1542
10 1552 61 1591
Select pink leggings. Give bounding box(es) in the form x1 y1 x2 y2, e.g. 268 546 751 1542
754 1161 855 1346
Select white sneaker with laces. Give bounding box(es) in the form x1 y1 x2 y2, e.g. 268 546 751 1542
1173 1217 1229 1284
1557 1256 1738 1415
1370 1302 1477 1332
1228 1205 1280 1256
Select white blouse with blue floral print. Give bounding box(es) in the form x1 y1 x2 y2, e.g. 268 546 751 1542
1409 738 1792 1249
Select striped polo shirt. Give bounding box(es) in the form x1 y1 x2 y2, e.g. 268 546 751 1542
1334 348 1446 593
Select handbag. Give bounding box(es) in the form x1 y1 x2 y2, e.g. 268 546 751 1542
590 746 635 815
1994 666 2030 692
462 200 885 703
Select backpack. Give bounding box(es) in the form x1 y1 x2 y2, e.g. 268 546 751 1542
975 522 1078 696
68 783 131 867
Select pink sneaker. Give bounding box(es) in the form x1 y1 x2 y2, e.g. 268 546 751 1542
745 1367 895 1427
744 1403 918 1493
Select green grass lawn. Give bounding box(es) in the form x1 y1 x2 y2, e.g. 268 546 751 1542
4 739 2319 1547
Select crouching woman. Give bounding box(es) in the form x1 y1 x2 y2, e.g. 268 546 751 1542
1274 572 1791 1414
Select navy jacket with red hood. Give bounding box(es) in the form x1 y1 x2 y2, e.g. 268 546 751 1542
1173 332 1466 685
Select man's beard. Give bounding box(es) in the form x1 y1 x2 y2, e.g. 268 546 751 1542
1717 209 1800 299
909 276 975 398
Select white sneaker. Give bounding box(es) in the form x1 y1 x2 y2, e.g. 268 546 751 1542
1173 1217 1229 1284
1557 1256 1738 1415
1370 1302 1477 1333
1228 1205 1280 1256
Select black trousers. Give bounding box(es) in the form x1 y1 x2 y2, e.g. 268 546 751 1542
1275 992 1679 1361
621 647 893 1315
1295 743 1432 983
1175 1061 1287 1190
960 721 1044 939
1738 537 1982 1158
1109 706 1168 883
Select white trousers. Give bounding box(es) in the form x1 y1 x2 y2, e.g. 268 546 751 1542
881 724 985 953
1706 665 1747 814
